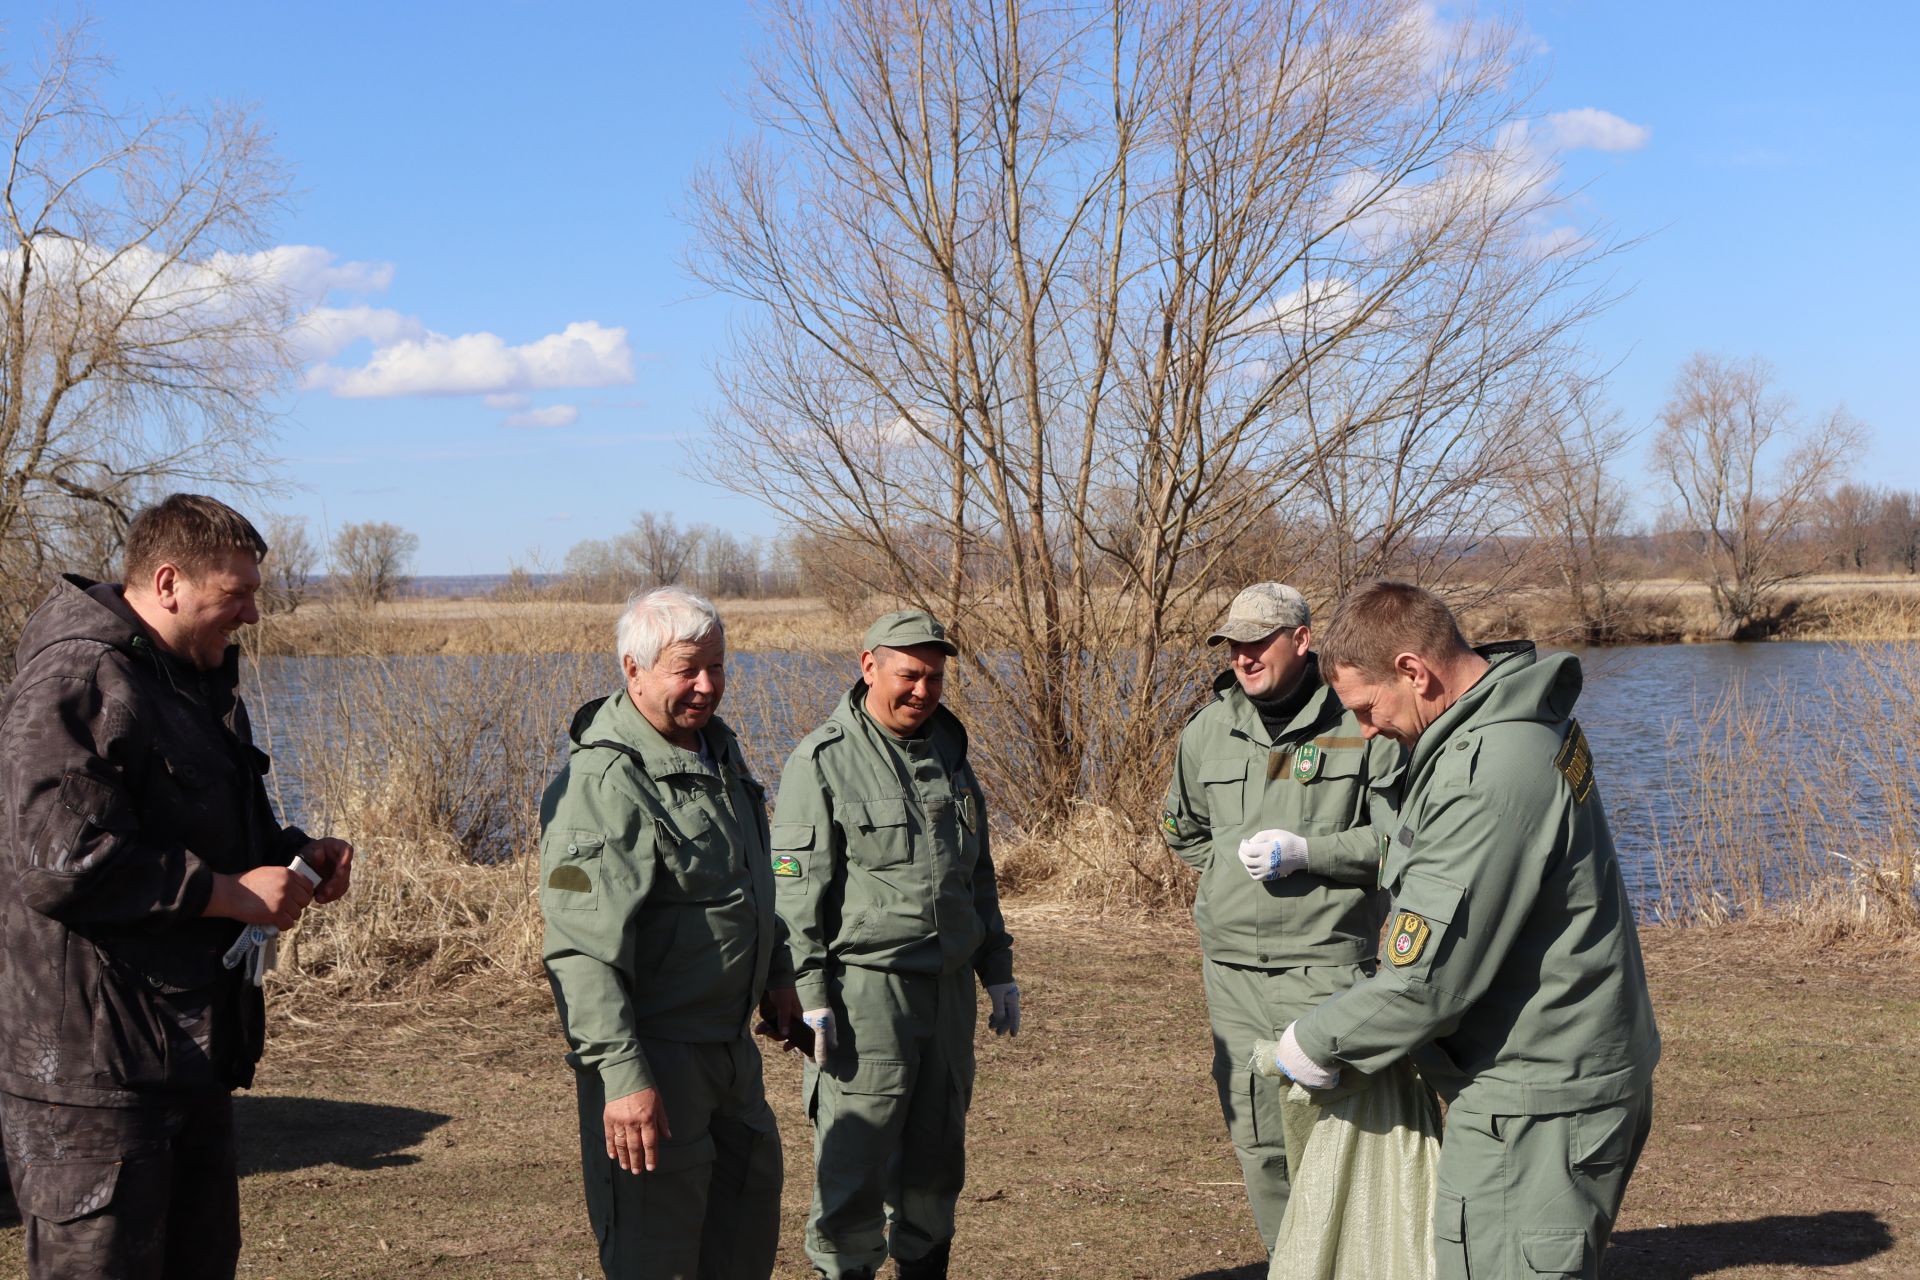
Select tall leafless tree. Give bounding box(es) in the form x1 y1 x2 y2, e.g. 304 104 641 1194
689 0 1612 822
1651 352 1865 638
258 513 318 615
331 520 418 607
0 21 296 658
1513 375 1634 642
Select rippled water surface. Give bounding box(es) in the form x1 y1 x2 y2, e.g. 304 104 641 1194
247 642 1865 907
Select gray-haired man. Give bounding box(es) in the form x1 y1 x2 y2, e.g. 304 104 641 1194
1159 582 1398 1252
539 586 799 1279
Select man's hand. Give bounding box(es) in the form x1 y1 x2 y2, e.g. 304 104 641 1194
986 982 1021 1037
604 1087 670 1175
1237 828 1309 881
759 985 802 1041
1249 1022 1340 1089
295 837 355 905
802 1008 836 1066
204 866 315 929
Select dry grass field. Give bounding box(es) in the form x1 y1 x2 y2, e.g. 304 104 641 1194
4 907 1911 1279
250 574 1920 660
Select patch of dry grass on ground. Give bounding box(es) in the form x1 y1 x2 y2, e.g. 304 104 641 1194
4 909 1913 1279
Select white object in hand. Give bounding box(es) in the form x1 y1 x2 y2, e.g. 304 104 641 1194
802 1008 836 1067
220 856 325 986
1276 1021 1340 1089
986 982 1021 1036
1236 828 1308 880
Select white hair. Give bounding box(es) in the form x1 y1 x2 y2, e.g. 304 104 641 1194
616 586 723 671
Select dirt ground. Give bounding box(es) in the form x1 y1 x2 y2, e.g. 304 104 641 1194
2 908 1913 1278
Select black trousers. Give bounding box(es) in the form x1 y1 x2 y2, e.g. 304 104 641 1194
1 1089 241 1280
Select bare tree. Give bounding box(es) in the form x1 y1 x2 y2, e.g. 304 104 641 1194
1513 376 1634 642
688 0 1610 824
331 520 418 607
628 512 702 587
1878 490 1920 576
258 513 317 615
1819 482 1883 573
1651 353 1866 638
0 21 295 657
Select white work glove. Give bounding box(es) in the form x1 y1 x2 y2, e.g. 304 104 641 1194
986 982 1021 1037
802 1008 836 1067
1237 828 1309 881
1249 1022 1341 1090
220 856 322 987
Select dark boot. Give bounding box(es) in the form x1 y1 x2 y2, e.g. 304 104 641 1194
895 1241 951 1280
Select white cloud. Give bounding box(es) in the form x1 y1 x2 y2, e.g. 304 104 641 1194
306 321 634 398
1541 108 1651 154
214 245 396 306
485 393 531 410
1256 278 1361 336
504 404 580 429
290 305 426 361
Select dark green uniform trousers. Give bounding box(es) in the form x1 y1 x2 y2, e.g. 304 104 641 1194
573 1035 782 1280
1203 959 1371 1253
1434 1087 1654 1280
803 966 975 1280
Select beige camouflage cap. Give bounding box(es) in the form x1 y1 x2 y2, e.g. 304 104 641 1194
862 608 959 656
1206 582 1311 646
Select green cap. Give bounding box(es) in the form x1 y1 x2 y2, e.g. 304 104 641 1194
862 608 958 657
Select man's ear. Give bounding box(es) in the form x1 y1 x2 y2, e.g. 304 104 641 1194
150 563 183 610
1394 651 1436 697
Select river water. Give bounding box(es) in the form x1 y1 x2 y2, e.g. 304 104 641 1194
246 641 1871 910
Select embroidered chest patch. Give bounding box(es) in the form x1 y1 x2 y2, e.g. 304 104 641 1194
1388 911 1431 967
772 854 803 878
1292 742 1322 782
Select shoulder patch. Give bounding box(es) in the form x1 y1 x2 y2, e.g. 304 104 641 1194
1387 911 1431 966
1553 720 1595 805
772 853 803 878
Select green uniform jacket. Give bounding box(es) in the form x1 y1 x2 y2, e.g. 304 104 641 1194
539 692 792 1102
771 684 1014 1012
1162 660 1398 968
1294 643 1660 1115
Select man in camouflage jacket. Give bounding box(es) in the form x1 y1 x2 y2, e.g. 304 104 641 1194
0 495 353 1280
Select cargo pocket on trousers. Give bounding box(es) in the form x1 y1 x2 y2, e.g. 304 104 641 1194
1521 1228 1588 1275
13 1155 123 1224
834 1057 909 1097
1432 1190 1468 1280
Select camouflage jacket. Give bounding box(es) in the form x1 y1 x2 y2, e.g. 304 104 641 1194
0 576 310 1104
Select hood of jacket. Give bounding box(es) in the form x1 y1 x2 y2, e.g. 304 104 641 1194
1409 641 1580 776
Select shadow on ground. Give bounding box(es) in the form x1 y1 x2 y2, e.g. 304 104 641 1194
1606 1210 1894 1277
236 1094 451 1175
1174 1210 1896 1280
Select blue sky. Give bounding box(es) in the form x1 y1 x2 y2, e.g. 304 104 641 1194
48 1 1920 574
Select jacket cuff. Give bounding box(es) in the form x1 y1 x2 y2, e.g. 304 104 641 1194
178 855 216 921
794 974 830 1011
766 950 797 990
974 949 1015 990
1291 1013 1339 1070
599 1052 655 1103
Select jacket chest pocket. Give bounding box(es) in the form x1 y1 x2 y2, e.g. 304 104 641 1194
1199 759 1247 828
655 806 735 900
847 795 914 870
1295 748 1365 832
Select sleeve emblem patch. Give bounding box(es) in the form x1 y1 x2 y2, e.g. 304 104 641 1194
1162 811 1180 837
1553 720 1596 805
1388 911 1431 966
772 854 803 878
